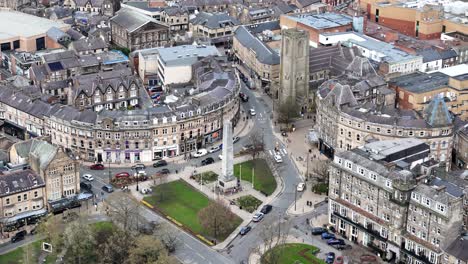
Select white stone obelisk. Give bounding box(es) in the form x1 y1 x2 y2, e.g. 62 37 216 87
219 120 236 189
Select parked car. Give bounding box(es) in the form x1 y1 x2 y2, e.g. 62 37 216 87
239 226 252 235
233 136 240 143
101 185 114 193
134 164 146 170
201 157 215 166
311 227 327 235
274 154 283 163
321 232 335 240
242 144 253 151
153 160 168 168
218 154 223 160
252 212 264 222
209 145 222 153
297 183 305 192
11 230 27 243
327 238 345 246
82 174 94 181
260 204 273 214
90 163 104 170
326 252 335 264
239 92 249 102
80 182 93 193
193 149 208 158
334 256 347 264
334 244 352 250
249 108 256 116
158 168 170 175
140 188 152 195
115 172 130 179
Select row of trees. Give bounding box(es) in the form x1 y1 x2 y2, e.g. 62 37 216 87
38 193 178 264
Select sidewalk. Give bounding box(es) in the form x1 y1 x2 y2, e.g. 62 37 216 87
82 108 254 168
286 190 326 216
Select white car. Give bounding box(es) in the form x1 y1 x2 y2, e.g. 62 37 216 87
273 154 283 163
140 188 152 195
297 183 306 192
82 174 94 181
193 149 208 158
252 212 264 222
218 154 223 160
209 145 222 153
249 109 256 116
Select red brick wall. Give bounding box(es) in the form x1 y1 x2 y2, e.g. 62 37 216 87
370 15 416 37
388 84 414 110
418 32 441 40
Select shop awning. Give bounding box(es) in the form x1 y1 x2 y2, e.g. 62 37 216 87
2 208 47 223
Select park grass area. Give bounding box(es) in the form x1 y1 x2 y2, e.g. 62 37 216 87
262 243 325 264
0 240 57 264
236 195 262 213
234 159 277 196
91 221 116 232
192 171 218 185
144 180 241 240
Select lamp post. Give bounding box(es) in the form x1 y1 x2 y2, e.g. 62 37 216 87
108 158 111 183
306 149 311 181
294 184 298 211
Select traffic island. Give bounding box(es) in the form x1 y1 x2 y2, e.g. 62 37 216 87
261 243 325 264
142 180 242 244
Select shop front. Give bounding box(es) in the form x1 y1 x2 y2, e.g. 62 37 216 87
152 145 178 160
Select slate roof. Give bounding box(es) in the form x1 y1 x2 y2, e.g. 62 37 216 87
123 1 164 12
74 0 104 7
190 12 240 29
46 27 70 42
296 0 321 7
234 26 280 65
70 37 108 53
444 234 468 261
309 45 357 76
439 49 458 60
0 169 44 197
274 2 296 14
417 48 442 63
111 8 168 32
245 20 280 34
13 139 58 170
423 96 453 127
163 6 189 16
66 28 85 40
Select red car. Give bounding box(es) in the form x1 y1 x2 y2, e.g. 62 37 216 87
115 172 130 179
90 164 105 170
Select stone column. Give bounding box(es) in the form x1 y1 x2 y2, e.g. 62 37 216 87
221 120 235 182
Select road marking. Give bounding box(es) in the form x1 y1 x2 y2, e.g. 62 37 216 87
185 243 194 250
268 150 273 155
196 253 206 259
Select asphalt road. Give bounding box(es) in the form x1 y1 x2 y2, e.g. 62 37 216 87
80 82 322 264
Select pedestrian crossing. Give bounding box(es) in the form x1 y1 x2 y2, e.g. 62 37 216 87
268 148 287 156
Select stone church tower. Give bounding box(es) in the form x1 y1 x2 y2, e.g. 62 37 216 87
279 28 310 108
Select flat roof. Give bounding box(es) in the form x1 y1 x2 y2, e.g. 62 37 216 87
158 45 220 66
0 10 69 40
286 12 352 30
390 72 449 94
432 64 468 76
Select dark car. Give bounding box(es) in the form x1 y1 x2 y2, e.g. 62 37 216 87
260 204 273 214
334 244 352 250
11 230 27 243
325 252 335 264
233 136 240 143
153 160 168 168
101 185 114 193
239 226 251 235
321 232 335 240
239 92 249 102
115 172 130 179
159 168 170 175
90 163 104 170
327 238 345 246
80 182 93 193
201 157 215 166
311 227 327 235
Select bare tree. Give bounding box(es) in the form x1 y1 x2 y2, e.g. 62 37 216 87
154 222 180 252
277 98 299 127
198 199 238 240
127 235 178 264
62 220 97 264
310 160 330 181
248 131 265 159
106 193 143 234
256 215 292 264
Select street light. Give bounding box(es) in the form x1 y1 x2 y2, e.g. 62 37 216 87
108 158 111 183
294 184 298 211
306 149 311 181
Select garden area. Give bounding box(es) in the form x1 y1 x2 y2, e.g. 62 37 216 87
236 195 262 213
144 180 242 241
191 171 218 185
234 159 277 196
262 243 325 264
312 182 328 195
0 240 57 264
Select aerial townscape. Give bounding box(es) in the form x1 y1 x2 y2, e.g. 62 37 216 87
0 0 467 263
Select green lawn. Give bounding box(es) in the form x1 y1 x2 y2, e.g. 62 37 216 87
91 221 116 232
234 159 277 196
236 195 262 213
144 180 241 240
0 240 57 264
262 243 325 264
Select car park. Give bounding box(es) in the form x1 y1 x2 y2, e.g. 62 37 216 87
193 149 208 158
153 160 167 168
297 182 305 192
11 230 27 243
260 204 273 214
101 185 114 193
326 252 335 264
89 163 104 170
201 157 215 166
273 154 283 163
311 227 327 235
252 212 264 222
209 145 222 153
249 109 256 116
115 172 130 179
239 226 252 235
82 174 94 181
327 238 345 246
321 232 335 240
